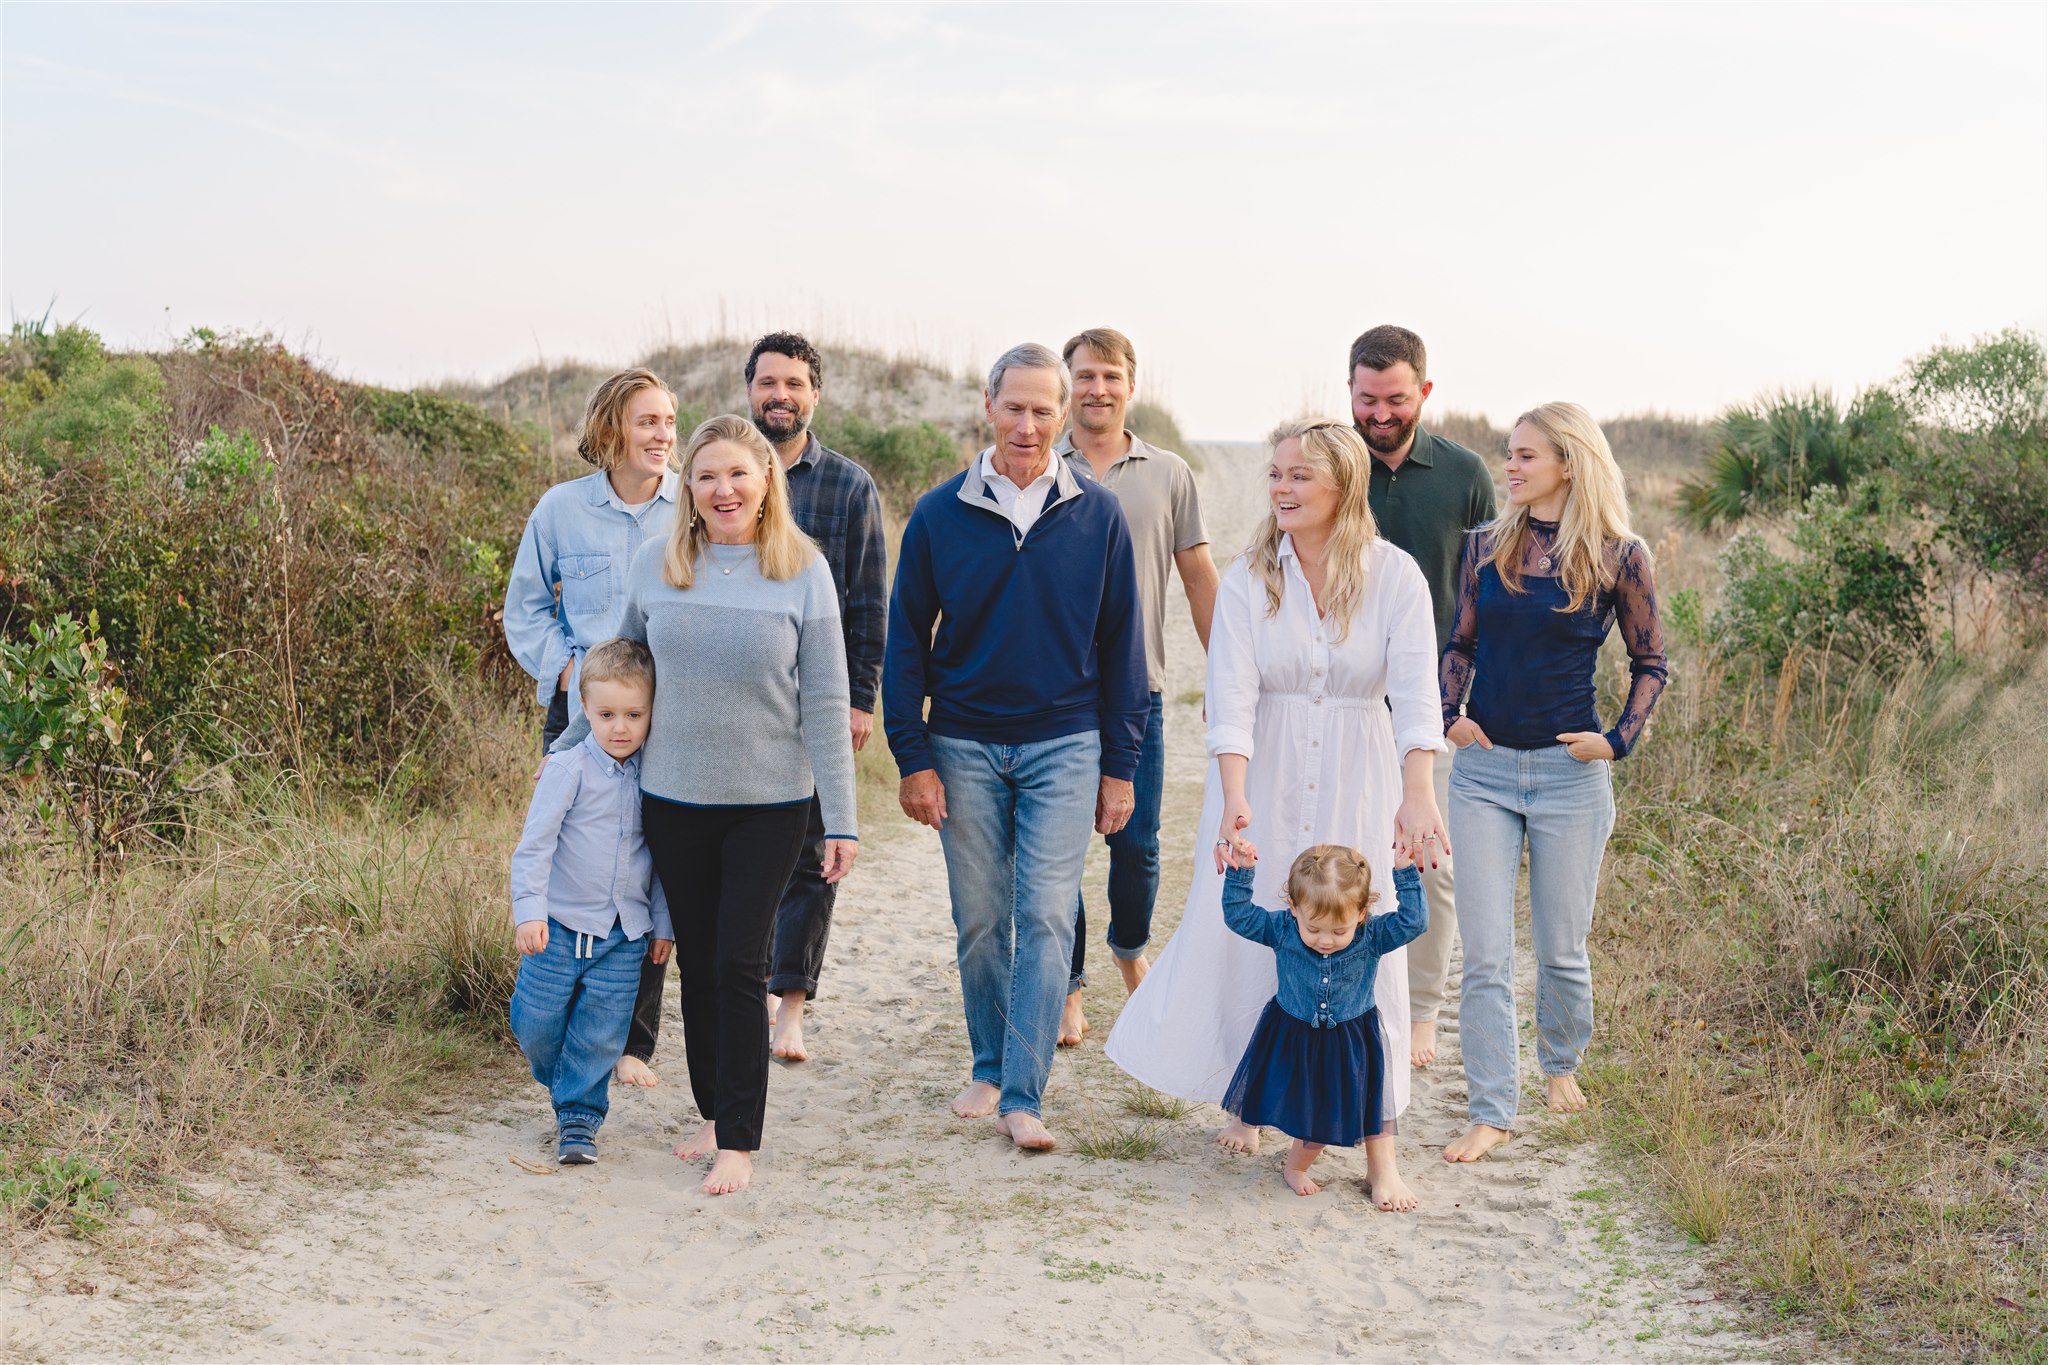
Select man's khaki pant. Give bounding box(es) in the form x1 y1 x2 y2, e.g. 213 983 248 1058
1407 745 1459 1023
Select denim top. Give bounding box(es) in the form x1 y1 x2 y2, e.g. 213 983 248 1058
502 469 681 724
1221 864 1427 1027
510 734 671 942
1439 519 1668 757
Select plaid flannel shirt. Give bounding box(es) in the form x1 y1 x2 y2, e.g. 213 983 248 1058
785 435 887 713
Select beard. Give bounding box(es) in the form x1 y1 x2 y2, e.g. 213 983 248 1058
752 404 810 444
1356 413 1417 455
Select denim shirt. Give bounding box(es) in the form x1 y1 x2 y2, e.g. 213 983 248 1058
1221 864 1427 1027
502 469 681 725
510 735 672 942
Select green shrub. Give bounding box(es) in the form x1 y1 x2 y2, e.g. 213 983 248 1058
1711 483 1930 670
0 1154 121 1238
816 411 963 513
1679 387 1906 528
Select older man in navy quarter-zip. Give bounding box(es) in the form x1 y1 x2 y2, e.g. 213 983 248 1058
883 342 1148 1154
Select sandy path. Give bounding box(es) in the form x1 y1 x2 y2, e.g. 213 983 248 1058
5 441 1767 1363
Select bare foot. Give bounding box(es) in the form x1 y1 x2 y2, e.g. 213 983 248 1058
1216 1118 1261 1154
701 1149 753 1195
1409 1018 1438 1068
1364 1135 1419 1212
993 1112 1058 1152
771 992 809 1062
1283 1139 1323 1197
1548 1074 1588 1112
613 1054 660 1087
1058 991 1088 1047
951 1081 999 1119
673 1120 717 1161
1115 954 1150 995
1443 1123 1512 1163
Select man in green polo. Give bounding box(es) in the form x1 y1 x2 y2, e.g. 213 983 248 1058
1351 324 1498 1069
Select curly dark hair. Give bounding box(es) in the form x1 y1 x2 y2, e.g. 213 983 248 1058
744 331 823 390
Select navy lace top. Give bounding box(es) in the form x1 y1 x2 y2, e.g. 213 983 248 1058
1438 519 1669 757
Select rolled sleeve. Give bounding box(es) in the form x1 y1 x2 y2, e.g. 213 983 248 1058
1205 565 1260 759
503 511 575 707
1386 551 1449 759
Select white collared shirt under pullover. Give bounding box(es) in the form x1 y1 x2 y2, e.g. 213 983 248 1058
979 449 1059 536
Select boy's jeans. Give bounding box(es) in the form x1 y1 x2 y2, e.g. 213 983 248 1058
1069 692 1165 990
929 730 1099 1119
508 919 647 1130
1449 742 1615 1132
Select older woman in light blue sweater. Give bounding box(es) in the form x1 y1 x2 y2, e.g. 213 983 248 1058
553 414 857 1197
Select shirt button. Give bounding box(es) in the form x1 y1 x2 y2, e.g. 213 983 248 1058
1322 976 1329 984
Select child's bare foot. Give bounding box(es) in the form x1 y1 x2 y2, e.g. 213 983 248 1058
1115 954 1150 995
1283 1139 1324 1196
614 1054 660 1087
701 1149 752 1195
1058 991 1088 1046
1216 1119 1261 1154
674 1120 717 1161
1443 1123 1511 1163
1547 1074 1588 1112
770 992 809 1062
993 1112 1057 1152
1409 1019 1437 1067
951 1081 999 1119
1364 1133 1418 1211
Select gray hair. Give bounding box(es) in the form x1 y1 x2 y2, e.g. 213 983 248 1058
985 343 1071 408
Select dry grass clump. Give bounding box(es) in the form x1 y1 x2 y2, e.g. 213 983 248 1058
1592 633 2046 1359
0 718 535 1243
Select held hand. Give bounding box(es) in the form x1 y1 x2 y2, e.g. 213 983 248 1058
898 769 948 831
849 707 874 754
1393 792 1451 870
648 937 674 965
1096 776 1135 835
1447 716 1492 750
1557 731 1615 762
1215 797 1257 873
821 838 860 885
515 921 548 956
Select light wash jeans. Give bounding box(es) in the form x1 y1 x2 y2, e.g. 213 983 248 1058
508 919 647 1130
1449 741 1615 1131
929 730 1100 1119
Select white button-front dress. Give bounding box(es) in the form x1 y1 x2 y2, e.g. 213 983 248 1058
1106 535 1447 1124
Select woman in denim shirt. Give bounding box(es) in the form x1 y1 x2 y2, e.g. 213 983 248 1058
504 368 682 748
1219 845 1428 1197
1438 402 1668 1164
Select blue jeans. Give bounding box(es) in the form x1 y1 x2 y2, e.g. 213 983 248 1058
929 730 1100 1118
1448 742 1615 1131
1070 692 1165 990
508 919 648 1130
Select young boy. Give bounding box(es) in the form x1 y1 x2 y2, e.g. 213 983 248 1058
508 637 674 1165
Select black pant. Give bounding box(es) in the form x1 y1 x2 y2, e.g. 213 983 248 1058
766 796 836 998
541 685 571 750
642 796 809 1153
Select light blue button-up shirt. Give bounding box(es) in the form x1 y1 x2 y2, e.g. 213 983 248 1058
510 734 671 942
502 468 680 727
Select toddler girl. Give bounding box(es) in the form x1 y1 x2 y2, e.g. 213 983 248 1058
1220 843 1428 1196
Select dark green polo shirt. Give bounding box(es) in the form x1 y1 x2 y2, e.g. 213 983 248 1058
1365 427 1498 653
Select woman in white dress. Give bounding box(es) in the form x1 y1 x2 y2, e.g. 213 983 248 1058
1105 418 1449 1211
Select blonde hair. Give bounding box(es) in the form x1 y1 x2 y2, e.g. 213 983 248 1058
1244 418 1379 642
1489 402 1640 613
663 415 816 589
1285 843 1378 927
578 637 655 699
576 368 676 471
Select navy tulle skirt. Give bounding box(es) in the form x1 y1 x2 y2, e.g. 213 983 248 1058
1222 1000 1386 1147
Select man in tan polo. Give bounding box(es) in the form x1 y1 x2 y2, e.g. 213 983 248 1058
1055 327 1220 1046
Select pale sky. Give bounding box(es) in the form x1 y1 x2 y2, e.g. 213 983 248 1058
5 2 2044 439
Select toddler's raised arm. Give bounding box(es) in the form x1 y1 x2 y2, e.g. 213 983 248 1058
1221 865 1284 947
1364 866 1430 955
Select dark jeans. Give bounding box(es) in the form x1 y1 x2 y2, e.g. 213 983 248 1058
1070 692 1166 992
642 796 809 1152
541 685 570 750
766 796 835 998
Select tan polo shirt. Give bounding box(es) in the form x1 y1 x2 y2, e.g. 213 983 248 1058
1058 431 1208 694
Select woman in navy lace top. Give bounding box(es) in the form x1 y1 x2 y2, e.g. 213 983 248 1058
1439 402 1667 1165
